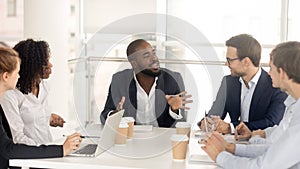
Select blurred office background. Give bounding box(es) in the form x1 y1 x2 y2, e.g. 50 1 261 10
1 0 299 137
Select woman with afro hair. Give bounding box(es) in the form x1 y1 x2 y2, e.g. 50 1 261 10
0 39 66 145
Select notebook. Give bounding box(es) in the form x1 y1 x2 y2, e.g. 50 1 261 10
69 109 124 157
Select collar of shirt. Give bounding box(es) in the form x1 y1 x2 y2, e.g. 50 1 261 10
239 67 262 88
133 72 158 92
133 72 159 126
133 72 158 96
27 79 49 103
284 95 297 108
238 68 262 122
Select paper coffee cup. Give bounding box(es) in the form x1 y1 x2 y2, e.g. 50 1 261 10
175 122 191 137
115 122 128 144
122 117 135 139
170 134 189 160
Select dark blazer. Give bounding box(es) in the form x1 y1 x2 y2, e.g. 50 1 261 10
100 68 185 128
0 105 63 169
208 68 287 131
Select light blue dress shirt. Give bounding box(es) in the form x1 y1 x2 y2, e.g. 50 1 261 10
216 96 300 169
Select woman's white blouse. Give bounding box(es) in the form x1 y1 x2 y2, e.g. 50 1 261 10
0 80 52 145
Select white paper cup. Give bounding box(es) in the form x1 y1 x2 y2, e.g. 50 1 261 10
122 117 135 139
175 122 191 138
170 134 189 160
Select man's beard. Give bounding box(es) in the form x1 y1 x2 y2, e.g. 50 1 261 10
139 60 161 77
141 69 161 77
230 69 245 77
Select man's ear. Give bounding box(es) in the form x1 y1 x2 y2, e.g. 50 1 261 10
130 60 137 69
242 57 252 67
279 67 288 80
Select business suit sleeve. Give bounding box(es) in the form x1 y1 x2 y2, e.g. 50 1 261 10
156 70 186 127
100 84 116 124
208 77 226 118
174 72 186 120
242 88 287 130
175 72 185 92
0 113 63 168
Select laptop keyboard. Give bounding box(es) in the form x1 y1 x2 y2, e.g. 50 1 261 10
74 144 97 154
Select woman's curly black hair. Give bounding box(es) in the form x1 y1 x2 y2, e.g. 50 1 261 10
13 39 50 94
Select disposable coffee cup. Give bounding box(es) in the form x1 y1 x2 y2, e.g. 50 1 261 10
175 122 191 137
114 122 128 144
170 134 189 160
122 117 135 139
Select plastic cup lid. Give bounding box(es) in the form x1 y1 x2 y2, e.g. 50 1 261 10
122 117 135 122
119 122 129 128
175 122 191 128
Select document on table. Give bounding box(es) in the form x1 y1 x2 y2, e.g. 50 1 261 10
188 131 215 164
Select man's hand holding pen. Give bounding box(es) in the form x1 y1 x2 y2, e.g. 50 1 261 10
235 122 266 141
198 115 220 132
198 114 233 134
165 91 193 113
234 122 252 141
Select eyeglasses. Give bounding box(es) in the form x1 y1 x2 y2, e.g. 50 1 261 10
226 57 240 65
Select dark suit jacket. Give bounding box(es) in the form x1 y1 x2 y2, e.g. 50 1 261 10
208 68 287 131
100 68 185 128
0 105 63 169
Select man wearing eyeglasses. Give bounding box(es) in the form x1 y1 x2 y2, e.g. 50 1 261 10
202 41 300 169
199 34 287 134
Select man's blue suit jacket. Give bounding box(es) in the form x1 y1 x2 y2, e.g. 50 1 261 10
100 68 185 128
208 68 287 131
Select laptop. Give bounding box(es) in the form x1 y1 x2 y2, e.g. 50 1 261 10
69 109 124 157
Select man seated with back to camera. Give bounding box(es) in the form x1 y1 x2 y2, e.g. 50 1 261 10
198 34 287 134
100 39 192 127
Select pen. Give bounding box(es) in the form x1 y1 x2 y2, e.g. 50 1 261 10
170 91 187 97
204 110 208 132
62 135 100 138
169 94 182 98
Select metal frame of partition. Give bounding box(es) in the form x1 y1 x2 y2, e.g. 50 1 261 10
68 57 269 126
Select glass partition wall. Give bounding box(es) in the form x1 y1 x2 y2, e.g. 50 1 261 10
69 0 294 128
0 0 297 129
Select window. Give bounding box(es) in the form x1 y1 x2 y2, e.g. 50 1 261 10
288 0 300 40
7 0 17 17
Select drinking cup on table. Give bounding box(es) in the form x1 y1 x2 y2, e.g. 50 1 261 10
170 134 189 160
175 122 191 137
115 122 128 144
122 117 135 139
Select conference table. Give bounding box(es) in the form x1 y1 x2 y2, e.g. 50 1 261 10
9 124 220 169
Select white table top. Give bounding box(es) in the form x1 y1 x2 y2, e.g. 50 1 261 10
10 125 220 169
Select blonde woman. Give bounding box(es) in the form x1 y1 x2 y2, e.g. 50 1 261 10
0 47 82 169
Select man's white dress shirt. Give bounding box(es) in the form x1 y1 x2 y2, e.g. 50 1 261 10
230 68 261 133
133 73 182 127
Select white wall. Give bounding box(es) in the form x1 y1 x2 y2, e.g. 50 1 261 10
24 0 73 138
83 0 157 33
22 0 163 136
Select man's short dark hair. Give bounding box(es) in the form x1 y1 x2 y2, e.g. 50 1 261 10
226 34 261 67
126 39 148 61
271 41 300 83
